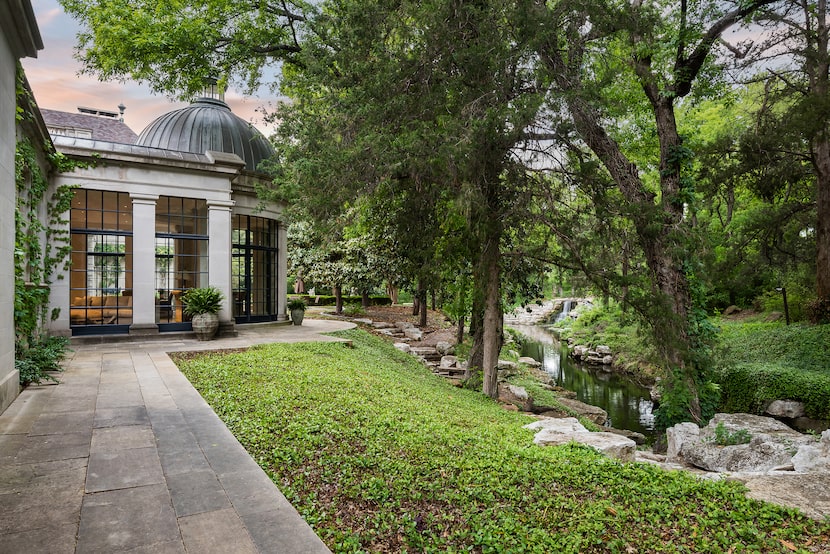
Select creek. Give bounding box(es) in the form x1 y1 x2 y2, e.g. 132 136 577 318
510 324 656 436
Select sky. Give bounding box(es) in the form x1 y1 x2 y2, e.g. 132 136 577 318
21 0 279 136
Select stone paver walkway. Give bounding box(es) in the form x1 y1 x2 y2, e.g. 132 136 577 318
0 318 354 553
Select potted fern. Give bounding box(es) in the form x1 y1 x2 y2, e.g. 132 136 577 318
288 298 306 325
181 286 224 340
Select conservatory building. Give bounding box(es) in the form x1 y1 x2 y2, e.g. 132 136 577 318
45 92 288 337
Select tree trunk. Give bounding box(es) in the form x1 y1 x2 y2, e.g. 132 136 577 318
812 0 830 314
361 290 370 309
419 286 428 328
333 284 343 315
480 232 503 399
466 290 484 381
456 315 465 345
412 294 420 316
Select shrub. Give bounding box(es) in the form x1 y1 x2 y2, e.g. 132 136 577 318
288 298 307 311
717 363 830 420
17 335 69 385
181 286 224 316
712 422 752 446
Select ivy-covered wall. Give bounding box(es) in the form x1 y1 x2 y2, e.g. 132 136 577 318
1 0 43 414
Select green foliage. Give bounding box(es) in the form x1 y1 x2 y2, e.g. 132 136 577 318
715 322 830 419
342 303 365 317
555 303 660 379
174 329 830 552
295 294 391 307
15 68 78 384
181 286 224 316
287 298 307 312
711 422 752 446
59 0 307 99
16 336 69 386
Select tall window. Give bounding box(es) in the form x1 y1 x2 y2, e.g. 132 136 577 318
232 215 278 322
155 196 208 327
69 190 133 332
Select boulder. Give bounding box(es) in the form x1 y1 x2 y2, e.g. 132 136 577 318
435 341 454 356
404 327 424 341
666 422 700 463
395 321 415 330
792 429 830 473
372 321 396 329
572 345 588 358
524 416 587 434
497 360 518 371
439 355 458 369
518 356 542 368
679 413 815 473
555 397 608 426
722 305 741 316
498 383 533 412
602 355 613 365
596 345 612 355
526 417 636 462
765 400 806 419
353 318 373 325
393 343 411 354
607 427 647 445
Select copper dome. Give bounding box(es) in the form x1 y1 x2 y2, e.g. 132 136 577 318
136 97 274 172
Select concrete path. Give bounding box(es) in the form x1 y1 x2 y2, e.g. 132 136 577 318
0 318 355 553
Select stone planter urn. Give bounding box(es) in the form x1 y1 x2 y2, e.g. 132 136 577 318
290 308 305 326
191 312 220 340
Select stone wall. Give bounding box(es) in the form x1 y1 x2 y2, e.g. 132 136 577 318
0 0 42 414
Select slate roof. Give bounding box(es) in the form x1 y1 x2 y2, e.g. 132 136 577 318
40 108 139 144
136 97 275 172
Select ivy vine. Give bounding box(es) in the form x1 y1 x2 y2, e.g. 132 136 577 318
14 65 86 384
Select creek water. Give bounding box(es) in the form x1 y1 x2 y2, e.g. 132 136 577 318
511 324 656 436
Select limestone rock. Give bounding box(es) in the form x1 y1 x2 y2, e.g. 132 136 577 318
722 305 741 316
395 321 414 330
439 355 458 369
404 327 424 341
517 356 542 368
607 427 647 445
765 400 806 419
393 343 411 353
680 413 815 473
372 321 396 329
530 428 636 462
596 345 612 355
498 383 533 412
435 341 454 356
555 397 608 426
666 422 700 463
792 430 830 473
353 318 373 325
497 360 518 371
602 355 613 365
572 345 588 358
524 416 588 434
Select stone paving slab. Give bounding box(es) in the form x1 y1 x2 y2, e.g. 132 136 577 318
0 319 352 553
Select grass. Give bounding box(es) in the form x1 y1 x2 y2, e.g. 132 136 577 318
173 329 830 553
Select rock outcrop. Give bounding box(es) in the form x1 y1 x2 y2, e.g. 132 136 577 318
524 417 636 462
667 413 822 473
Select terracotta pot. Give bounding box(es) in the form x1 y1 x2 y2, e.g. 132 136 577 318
191 312 219 340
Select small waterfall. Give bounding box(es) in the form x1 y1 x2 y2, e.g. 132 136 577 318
553 299 574 323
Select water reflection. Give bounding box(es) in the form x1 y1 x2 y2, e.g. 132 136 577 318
512 324 655 435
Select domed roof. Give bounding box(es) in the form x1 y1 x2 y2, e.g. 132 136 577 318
136 97 274 172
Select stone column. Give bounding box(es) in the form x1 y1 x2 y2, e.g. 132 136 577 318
277 221 288 321
130 194 159 335
207 200 235 333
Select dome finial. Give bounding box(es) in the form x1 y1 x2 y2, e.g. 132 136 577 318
202 76 224 102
